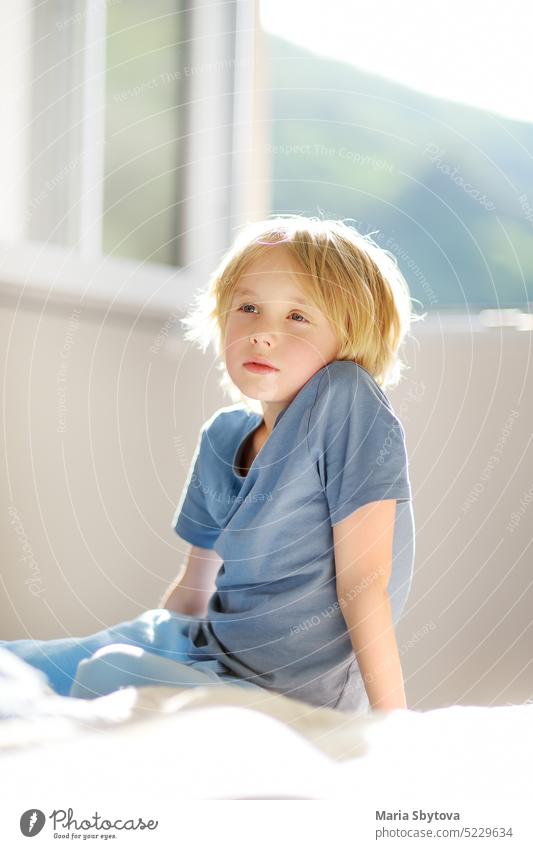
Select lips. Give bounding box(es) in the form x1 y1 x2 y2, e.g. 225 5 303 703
244 358 278 369
243 359 279 374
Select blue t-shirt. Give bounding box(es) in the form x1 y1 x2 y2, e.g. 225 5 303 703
172 360 415 712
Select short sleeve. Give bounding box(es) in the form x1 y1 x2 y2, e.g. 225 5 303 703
171 427 221 549
306 363 412 526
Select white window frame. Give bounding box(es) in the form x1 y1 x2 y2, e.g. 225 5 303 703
0 0 264 320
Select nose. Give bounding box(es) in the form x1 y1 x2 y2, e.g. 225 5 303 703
249 331 272 345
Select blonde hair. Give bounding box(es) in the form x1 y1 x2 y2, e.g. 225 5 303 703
181 214 425 409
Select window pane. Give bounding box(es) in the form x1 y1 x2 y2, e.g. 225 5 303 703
261 23 533 311
103 1 186 266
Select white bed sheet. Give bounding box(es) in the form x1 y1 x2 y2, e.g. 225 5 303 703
1 650 531 843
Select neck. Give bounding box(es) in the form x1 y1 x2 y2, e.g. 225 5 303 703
259 401 287 435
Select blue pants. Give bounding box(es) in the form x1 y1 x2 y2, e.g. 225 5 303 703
0 609 262 700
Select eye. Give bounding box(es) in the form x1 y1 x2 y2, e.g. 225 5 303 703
289 311 309 323
236 304 309 324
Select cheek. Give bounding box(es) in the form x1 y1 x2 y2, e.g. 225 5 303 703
293 327 324 352
223 317 239 347
300 329 336 363
277 328 309 350
318 324 339 352
223 320 250 362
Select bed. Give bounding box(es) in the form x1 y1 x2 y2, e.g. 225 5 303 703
1 648 530 843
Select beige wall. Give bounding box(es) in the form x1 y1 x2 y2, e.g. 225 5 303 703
1 299 531 710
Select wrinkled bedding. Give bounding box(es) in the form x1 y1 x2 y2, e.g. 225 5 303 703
1 648 532 807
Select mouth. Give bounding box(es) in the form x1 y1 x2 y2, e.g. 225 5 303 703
243 359 279 375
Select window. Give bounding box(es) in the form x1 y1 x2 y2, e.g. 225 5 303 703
103 1 185 266
260 2 533 313
0 0 263 316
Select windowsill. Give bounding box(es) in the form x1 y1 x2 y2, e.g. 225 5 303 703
0 239 198 322
411 309 533 333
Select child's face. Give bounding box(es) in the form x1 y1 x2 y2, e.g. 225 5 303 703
223 246 340 404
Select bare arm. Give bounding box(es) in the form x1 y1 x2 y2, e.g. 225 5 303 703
159 544 223 618
333 499 407 711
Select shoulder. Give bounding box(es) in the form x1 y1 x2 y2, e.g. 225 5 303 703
307 362 410 495
308 360 405 447
311 360 393 415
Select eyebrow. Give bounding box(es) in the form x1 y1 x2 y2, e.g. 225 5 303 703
233 287 315 309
